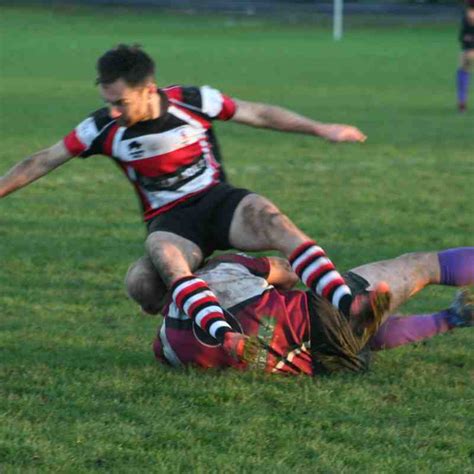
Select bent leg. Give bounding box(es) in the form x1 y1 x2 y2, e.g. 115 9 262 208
145 231 203 286
229 194 353 314
145 231 235 342
228 193 308 254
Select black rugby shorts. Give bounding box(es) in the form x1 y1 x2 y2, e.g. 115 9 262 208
146 183 251 257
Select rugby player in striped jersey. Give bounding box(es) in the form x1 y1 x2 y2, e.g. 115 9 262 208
0 44 372 361
126 248 473 376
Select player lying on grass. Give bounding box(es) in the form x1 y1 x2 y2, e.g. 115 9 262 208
0 44 372 361
126 247 473 375
457 0 474 111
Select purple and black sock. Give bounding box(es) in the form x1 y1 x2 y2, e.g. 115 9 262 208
438 247 474 287
370 311 454 351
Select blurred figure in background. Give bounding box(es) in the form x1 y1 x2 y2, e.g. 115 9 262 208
456 0 474 111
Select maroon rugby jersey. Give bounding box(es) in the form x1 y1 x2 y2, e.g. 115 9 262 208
63 85 236 220
153 254 313 376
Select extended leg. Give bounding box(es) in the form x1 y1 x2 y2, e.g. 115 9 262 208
351 247 474 317
370 311 453 350
371 287 473 350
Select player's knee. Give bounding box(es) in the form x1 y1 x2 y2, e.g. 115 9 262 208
145 231 202 271
144 232 179 267
145 231 166 257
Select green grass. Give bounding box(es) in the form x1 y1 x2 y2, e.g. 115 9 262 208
1 5 473 472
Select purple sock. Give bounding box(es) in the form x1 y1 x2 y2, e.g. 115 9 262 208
457 69 470 104
370 311 453 351
438 247 474 286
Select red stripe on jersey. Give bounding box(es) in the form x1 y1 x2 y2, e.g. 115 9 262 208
63 130 87 156
321 277 346 299
171 103 212 129
217 95 237 120
103 123 120 156
127 142 203 176
162 85 183 102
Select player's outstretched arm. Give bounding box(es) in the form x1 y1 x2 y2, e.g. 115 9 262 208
231 99 367 143
0 141 74 198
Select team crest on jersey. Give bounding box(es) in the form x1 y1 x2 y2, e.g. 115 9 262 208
128 140 144 159
192 309 243 347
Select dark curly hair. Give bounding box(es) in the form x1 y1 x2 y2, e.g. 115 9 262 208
96 44 155 86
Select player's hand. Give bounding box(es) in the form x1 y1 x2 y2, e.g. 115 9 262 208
222 332 259 363
319 124 367 143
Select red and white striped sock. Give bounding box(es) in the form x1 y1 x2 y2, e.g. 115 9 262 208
289 241 352 315
171 275 233 342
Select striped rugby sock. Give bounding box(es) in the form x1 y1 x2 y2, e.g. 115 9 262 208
289 241 352 316
171 275 233 343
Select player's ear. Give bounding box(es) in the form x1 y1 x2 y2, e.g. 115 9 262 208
147 82 157 95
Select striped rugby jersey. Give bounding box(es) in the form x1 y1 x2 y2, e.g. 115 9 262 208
154 254 313 376
63 85 236 220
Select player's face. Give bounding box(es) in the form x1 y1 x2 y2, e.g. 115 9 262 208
100 78 155 127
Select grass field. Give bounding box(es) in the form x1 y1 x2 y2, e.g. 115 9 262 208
1 4 473 472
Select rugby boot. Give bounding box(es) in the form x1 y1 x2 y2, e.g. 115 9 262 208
349 281 392 337
458 102 467 113
222 332 259 363
448 287 474 327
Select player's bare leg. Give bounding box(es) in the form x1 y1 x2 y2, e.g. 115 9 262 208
145 231 203 286
350 247 474 316
350 252 440 315
144 231 254 361
228 193 386 318
228 194 308 255
348 248 474 349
